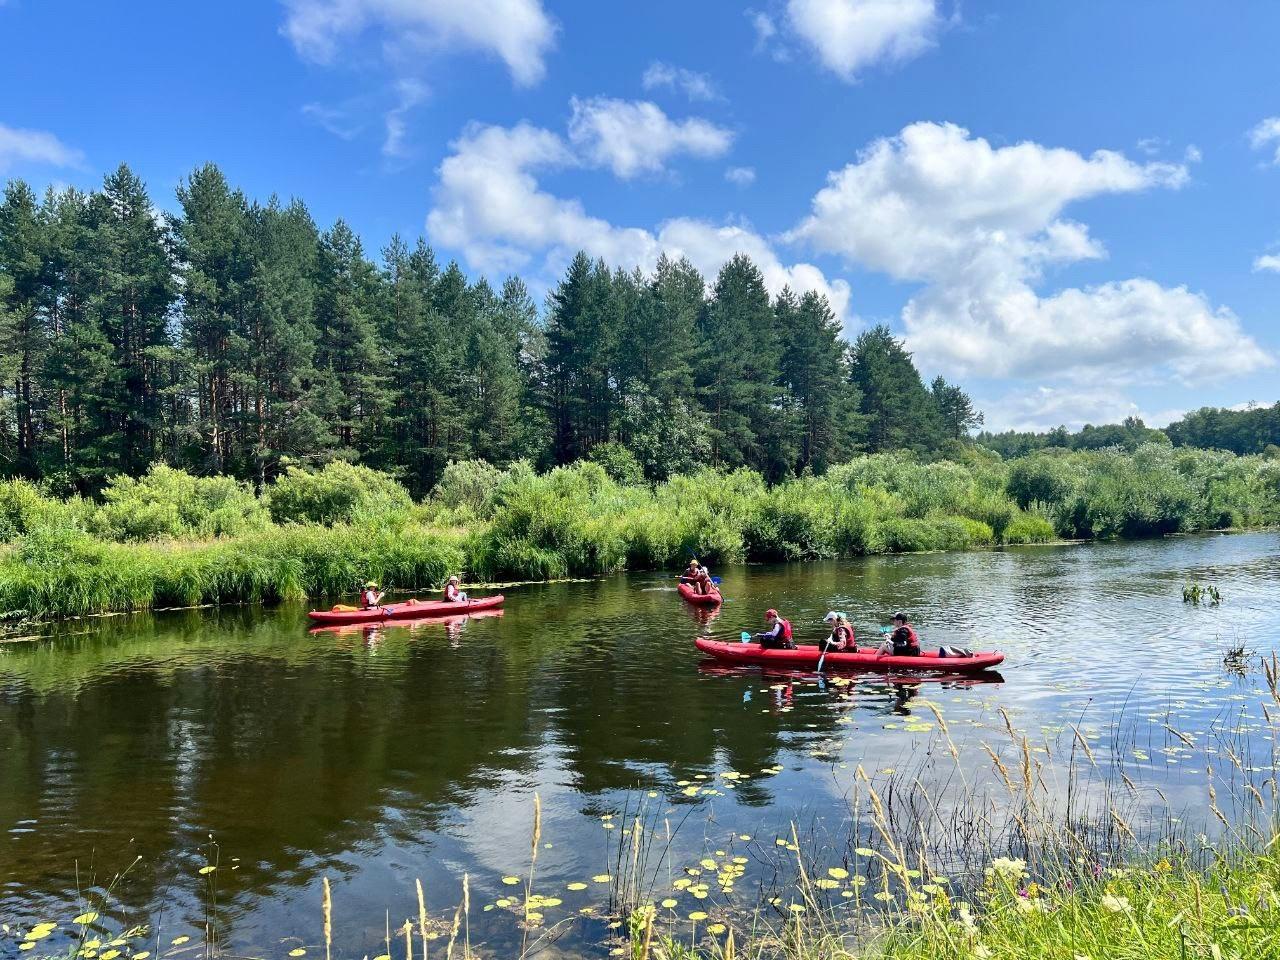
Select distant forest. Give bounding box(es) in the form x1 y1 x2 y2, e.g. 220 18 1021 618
0 164 982 496
977 405 1280 459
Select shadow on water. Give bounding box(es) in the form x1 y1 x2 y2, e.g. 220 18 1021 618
0 531 1277 955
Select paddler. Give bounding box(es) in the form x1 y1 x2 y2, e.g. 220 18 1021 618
820 611 856 652
877 611 921 657
360 580 385 610
754 608 795 649
444 575 469 603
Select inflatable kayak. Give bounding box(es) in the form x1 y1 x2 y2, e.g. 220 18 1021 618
678 582 723 607
307 594 505 625
694 637 1004 673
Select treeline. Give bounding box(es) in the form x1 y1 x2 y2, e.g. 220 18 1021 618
979 406 1280 459
0 164 981 496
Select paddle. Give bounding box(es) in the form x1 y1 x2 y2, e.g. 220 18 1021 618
740 631 751 644
677 575 722 585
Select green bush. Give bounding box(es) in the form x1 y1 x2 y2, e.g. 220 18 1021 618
588 442 645 486
1003 511 1057 544
266 462 413 526
91 464 268 541
431 459 509 519
0 478 94 541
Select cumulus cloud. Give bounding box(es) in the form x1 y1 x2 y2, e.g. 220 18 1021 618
980 386 1189 433
725 166 756 186
1254 254 1280 273
788 120 1269 383
567 97 733 179
281 0 556 86
641 62 720 101
1249 116 1280 164
426 119 850 319
0 122 83 173
785 0 940 80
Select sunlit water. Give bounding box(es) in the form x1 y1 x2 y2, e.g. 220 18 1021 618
1 533 1278 957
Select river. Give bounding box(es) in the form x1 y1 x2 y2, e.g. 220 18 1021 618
1 532 1278 957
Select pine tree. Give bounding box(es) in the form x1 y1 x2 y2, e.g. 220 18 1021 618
85 164 177 478
696 254 780 471
849 324 943 454
0 181 48 477
930 375 983 440
173 163 253 473
312 220 388 459
778 288 864 474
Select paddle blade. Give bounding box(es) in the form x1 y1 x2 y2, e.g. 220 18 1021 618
740 631 751 643
710 576 722 584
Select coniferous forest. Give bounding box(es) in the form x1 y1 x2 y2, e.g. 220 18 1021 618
0 163 981 496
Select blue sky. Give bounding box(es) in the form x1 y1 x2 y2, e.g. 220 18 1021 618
2 0 1278 431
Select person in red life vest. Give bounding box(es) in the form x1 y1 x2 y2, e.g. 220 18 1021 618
754 608 795 649
360 580 384 610
679 560 715 595
820 611 856 652
444 575 469 603
877 611 920 656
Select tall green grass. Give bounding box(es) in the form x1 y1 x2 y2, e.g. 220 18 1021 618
3 445 1278 617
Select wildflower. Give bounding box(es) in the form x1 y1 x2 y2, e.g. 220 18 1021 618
987 857 1027 880
1154 858 1172 874
1015 897 1045 914
956 903 979 935
1100 894 1130 913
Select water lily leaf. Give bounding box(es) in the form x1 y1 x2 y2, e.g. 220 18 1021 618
501 876 521 885
566 882 588 891
827 867 849 879
592 874 611 883
171 936 190 946
707 923 726 934
289 950 307 956
198 866 216 875
661 899 678 909
73 913 99 926
687 911 707 921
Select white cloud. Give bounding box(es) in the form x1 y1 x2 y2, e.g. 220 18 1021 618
1248 116 1280 164
1254 254 1280 273
641 62 719 102
0 122 83 173
788 120 1269 383
981 386 1186 433
302 102 365 140
383 79 428 158
725 166 756 186
1184 144 1202 164
747 9 777 48
426 119 850 319
281 0 556 86
567 97 733 179
785 0 940 81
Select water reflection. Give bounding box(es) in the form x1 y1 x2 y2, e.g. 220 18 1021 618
0 533 1276 955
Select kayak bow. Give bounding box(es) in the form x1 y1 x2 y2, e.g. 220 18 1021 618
678 582 723 607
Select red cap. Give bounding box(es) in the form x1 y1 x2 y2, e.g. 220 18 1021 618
765 608 779 619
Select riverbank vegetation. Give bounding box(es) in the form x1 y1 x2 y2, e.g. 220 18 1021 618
3 442 1278 618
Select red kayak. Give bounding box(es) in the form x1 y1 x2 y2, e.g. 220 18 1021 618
307 594 505 625
694 637 1004 673
678 582 723 607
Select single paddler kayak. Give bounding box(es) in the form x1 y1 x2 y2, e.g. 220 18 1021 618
678 581 723 607
694 637 1004 673
307 594 505 625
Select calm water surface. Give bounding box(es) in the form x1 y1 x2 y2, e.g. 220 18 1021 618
1 533 1278 956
